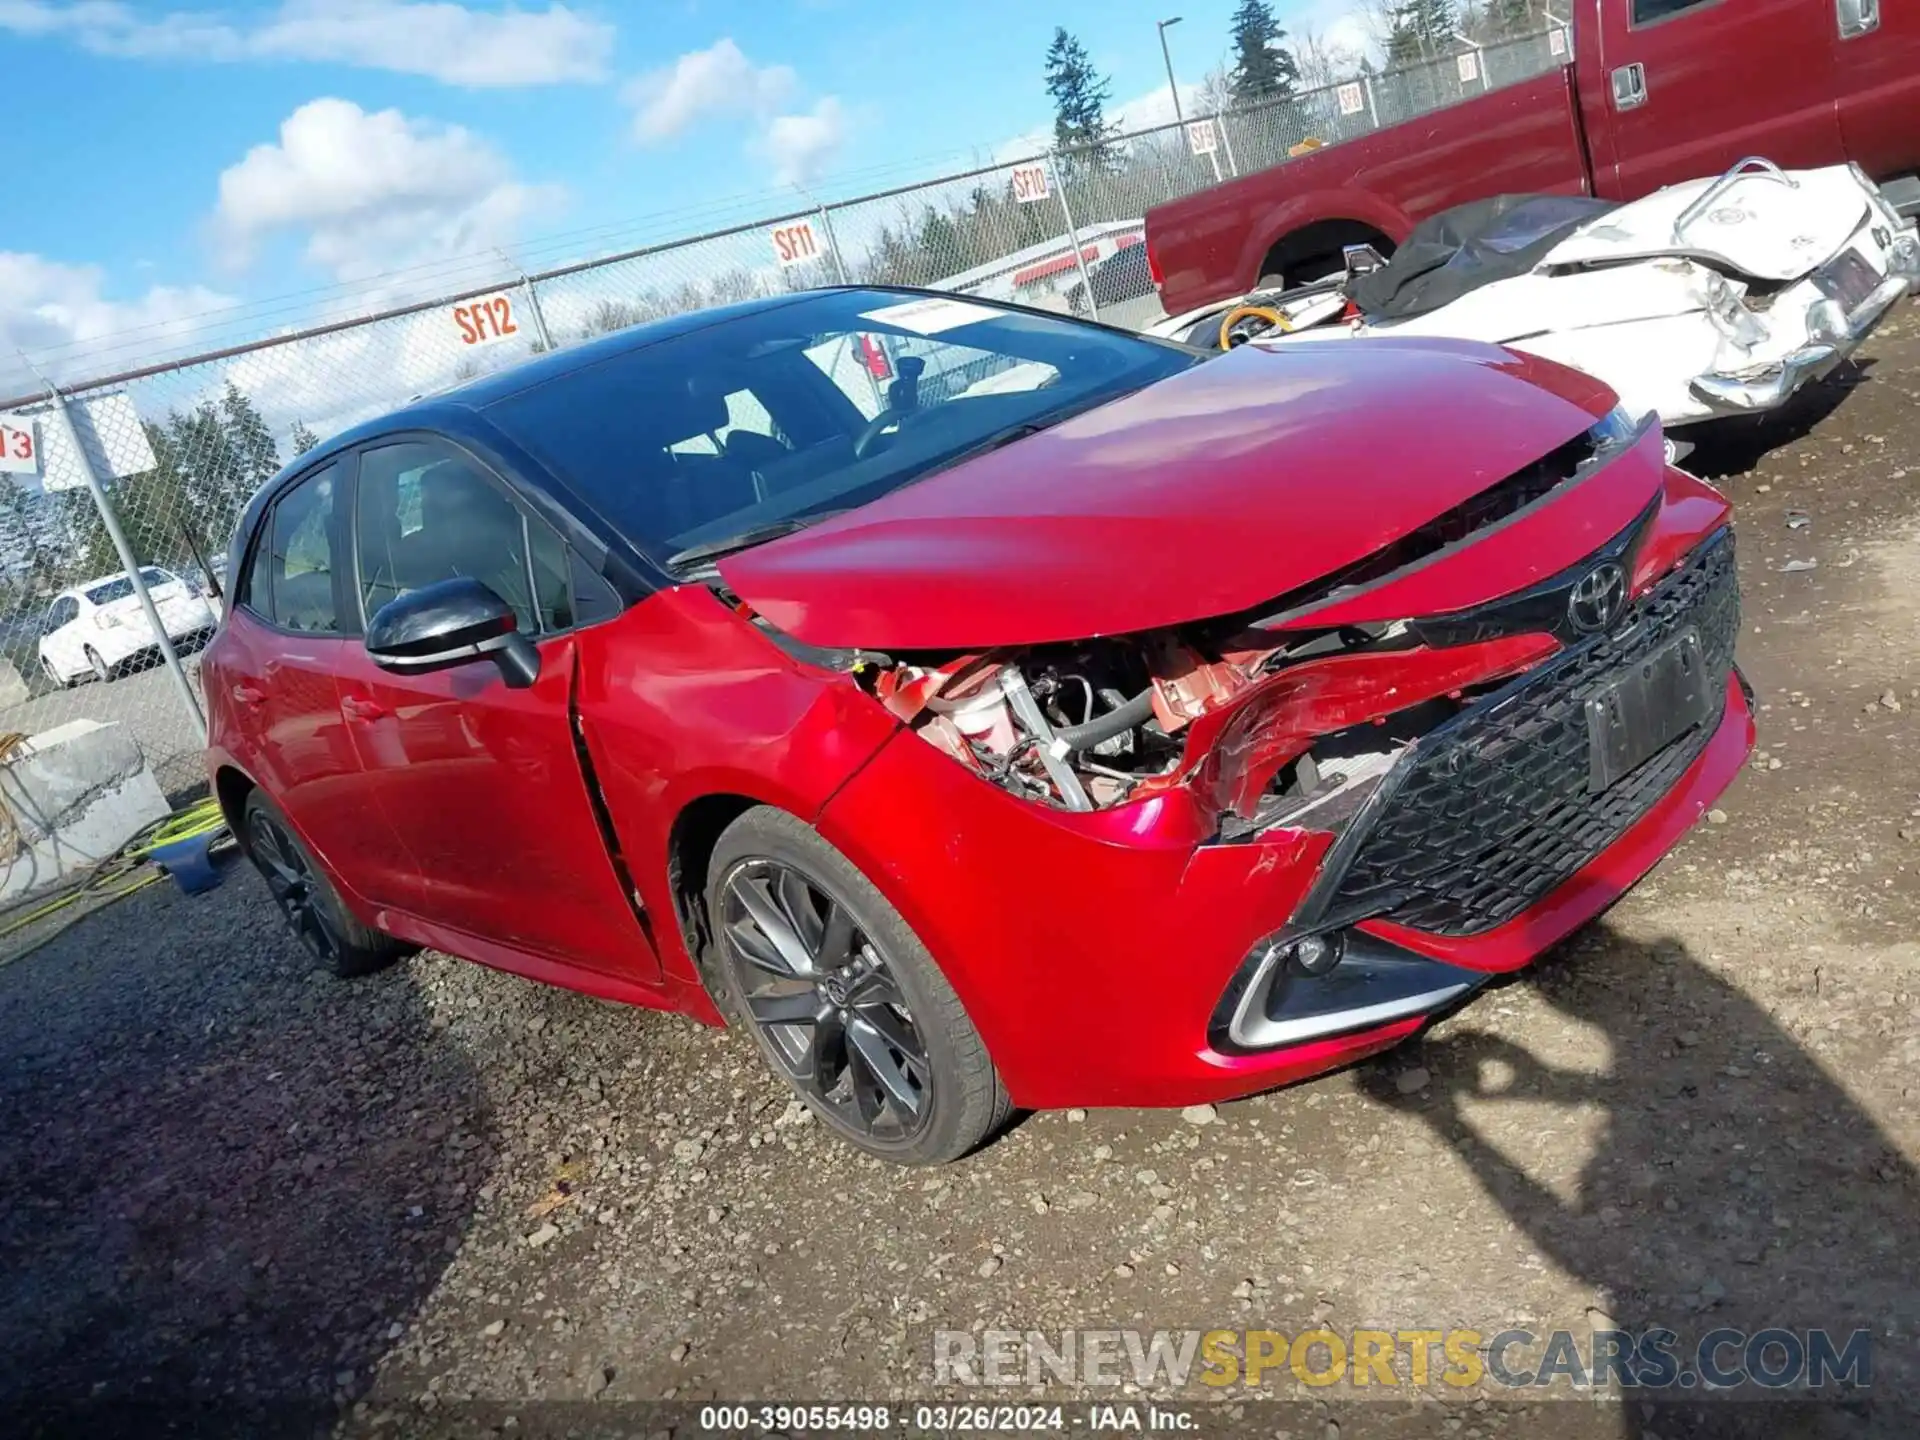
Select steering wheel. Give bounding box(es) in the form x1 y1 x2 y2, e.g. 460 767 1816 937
853 405 932 459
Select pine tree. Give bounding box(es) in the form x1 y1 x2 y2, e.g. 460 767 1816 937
290 421 322 455
1229 0 1302 104
1044 29 1114 162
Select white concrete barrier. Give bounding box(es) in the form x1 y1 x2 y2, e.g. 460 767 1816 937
0 718 170 904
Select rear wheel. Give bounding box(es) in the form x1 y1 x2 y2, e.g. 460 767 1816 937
242 790 407 978
704 808 1009 1164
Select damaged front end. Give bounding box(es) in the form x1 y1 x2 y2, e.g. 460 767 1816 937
818 405 1745 1067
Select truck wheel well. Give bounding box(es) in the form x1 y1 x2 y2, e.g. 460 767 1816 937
667 794 762 964
1259 220 1393 288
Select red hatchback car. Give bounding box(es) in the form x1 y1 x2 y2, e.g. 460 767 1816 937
206 288 1753 1163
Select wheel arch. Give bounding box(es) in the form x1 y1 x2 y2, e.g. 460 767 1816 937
214 764 258 849
1256 217 1395 287
664 791 766 978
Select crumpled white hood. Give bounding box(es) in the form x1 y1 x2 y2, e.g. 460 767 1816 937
1544 164 1874 281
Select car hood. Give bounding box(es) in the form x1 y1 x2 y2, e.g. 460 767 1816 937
717 339 1610 651
1543 164 1873 281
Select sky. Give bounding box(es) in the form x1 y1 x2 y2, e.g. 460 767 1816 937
1 0 1371 390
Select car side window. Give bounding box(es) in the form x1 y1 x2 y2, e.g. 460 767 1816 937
354 438 577 635
1632 0 1708 24
264 465 344 633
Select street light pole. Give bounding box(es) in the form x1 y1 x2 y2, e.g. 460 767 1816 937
1157 16 1185 126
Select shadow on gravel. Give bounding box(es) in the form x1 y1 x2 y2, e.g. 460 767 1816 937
1360 924 1918 1438
0 861 495 1437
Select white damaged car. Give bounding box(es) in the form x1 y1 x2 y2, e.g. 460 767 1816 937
1151 160 1918 457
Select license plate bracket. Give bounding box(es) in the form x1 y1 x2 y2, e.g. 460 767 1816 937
1585 629 1710 793
1813 247 1882 314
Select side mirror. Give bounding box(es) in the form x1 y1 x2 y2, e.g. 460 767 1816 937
1342 243 1388 278
365 577 540 689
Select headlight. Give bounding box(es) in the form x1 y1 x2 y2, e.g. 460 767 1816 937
1587 403 1643 458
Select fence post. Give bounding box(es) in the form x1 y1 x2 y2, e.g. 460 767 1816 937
817 205 851 285
1215 111 1240 179
1364 75 1380 128
1050 153 1101 322
45 384 207 742
519 275 556 353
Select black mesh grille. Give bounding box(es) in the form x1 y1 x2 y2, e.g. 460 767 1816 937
1327 530 1739 936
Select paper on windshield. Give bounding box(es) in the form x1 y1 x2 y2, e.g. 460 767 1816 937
859 298 1002 335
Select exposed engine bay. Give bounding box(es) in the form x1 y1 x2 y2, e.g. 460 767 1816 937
858 619 1516 835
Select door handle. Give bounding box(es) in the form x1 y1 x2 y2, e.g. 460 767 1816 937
1837 0 1880 37
230 684 266 707
341 695 390 722
1610 62 1647 109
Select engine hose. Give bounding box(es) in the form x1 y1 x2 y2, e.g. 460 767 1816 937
1052 687 1154 751
1218 303 1292 350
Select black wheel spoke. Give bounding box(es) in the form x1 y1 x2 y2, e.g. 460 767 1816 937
852 1001 923 1066
728 874 815 975
805 1010 847 1088
726 916 794 977
747 988 823 1025
817 901 856 970
847 1017 923 1118
843 963 902 1009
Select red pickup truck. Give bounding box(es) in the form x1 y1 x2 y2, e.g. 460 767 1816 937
1146 0 1920 315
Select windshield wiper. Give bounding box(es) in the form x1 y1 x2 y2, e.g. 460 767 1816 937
666 515 835 573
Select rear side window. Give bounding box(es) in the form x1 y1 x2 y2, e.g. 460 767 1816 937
1632 0 1709 24
261 465 343 633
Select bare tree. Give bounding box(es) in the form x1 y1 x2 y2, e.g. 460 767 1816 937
1195 64 1237 118
1291 26 1362 92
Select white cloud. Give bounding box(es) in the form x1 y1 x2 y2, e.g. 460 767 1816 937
0 0 612 87
762 97 847 188
624 38 795 143
211 98 561 286
0 253 237 389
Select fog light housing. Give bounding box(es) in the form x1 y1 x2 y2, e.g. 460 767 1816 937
1289 931 1345 976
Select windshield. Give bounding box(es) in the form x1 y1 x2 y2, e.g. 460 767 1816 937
85 568 173 605
484 289 1199 571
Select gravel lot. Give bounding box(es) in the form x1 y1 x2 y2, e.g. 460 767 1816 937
3 311 1919 1438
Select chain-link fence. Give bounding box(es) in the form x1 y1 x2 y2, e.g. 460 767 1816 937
0 26 1567 800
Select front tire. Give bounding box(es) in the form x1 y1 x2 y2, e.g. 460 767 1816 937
85 646 111 684
704 808 1009 1165
241 790 407 978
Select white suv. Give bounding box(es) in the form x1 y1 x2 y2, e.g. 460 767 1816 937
37 567 218 686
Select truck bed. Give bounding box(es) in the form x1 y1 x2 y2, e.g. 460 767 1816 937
1149 67 1594 315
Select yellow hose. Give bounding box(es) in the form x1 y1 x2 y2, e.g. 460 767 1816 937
1218 303 1292 350
0 795 231 951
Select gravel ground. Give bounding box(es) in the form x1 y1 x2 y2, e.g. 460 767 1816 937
4 312 1920 1439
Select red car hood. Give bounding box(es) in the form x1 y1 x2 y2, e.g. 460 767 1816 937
718 338 1611 651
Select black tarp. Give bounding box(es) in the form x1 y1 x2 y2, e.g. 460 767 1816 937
1348 193 1621 321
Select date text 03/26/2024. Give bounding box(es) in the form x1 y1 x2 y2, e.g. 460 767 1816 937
696 1404 1194 1432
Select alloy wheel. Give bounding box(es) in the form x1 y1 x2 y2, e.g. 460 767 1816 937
246 809 341 967
718 858 933 1142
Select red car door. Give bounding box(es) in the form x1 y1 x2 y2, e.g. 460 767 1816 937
216 459 384 897
1596 0 1843 197
334 436 660 982
1832 0 1920 178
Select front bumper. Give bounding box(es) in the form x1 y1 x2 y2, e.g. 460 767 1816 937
1689 233 1918 416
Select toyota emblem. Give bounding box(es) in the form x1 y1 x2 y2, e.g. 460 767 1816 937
1568 562 1627 634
